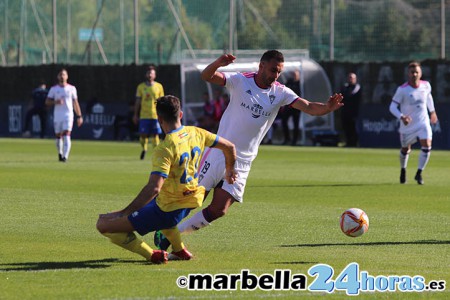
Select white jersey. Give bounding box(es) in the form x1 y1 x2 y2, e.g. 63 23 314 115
47 84 78 122
217 71 299 161
391 81 435 134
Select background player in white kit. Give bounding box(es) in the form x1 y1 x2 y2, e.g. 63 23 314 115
389 61 438 185
45 69 83 162
155 50 343 250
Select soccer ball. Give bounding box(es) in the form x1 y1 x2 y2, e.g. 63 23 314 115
340 208 369 237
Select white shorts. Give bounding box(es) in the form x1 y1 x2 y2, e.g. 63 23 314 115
198 148 251 203
399 124 432 148
53 117 73 134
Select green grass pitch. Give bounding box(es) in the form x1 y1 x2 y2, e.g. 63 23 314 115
0 138 448 299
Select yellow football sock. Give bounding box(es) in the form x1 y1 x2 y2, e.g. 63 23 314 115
151 135 160 147
103 232 153 260
140 137 149 152
161 228 184 252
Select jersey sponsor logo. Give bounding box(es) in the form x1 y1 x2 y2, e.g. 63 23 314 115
408 94 424 107
240 102 272 119
200 161 210 174
269 95 276 104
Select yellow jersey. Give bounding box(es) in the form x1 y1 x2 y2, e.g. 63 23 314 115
135 81 165 119
152 126 219 212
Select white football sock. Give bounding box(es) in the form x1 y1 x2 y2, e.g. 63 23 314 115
63 135 71 159
56 138 63 155
399 151 409 169
178 210 210 234
418 147 431 170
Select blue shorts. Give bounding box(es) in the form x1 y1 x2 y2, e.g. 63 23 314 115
139 119 162 135
128 198 192 236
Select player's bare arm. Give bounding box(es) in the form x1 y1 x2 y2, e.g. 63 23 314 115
430 111 438 124
133 97 142 125
201 54 236 86
45 97 61 106
291 93 343 116
45 97 53 107
213 136 237 184
73 99 83 127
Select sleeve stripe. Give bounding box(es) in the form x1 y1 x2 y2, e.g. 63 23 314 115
210 135 219 147
151 171 168 178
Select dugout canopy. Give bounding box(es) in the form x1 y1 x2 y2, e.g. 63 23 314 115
180 50 333 145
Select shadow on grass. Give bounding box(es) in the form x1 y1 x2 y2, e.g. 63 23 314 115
0 258 146 272
270 261 319 265
280 240 450 248
272 240 449 265
248 183 393 188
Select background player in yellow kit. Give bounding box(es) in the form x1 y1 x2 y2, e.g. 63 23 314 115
133 65 165 160
96 95 236 263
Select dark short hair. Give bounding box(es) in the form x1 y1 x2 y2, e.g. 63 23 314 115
147 64 156 72
260 50 284 63
408 61 421 69
156 95 181 123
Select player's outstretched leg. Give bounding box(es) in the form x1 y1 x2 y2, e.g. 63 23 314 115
102 232 168 264
97 215 168 264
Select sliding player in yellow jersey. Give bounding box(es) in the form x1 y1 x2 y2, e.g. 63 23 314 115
97 95 236 263
133 65 165 160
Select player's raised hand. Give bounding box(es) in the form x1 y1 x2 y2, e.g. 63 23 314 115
326 93 344 112
216 54 236 67
202 55 236 85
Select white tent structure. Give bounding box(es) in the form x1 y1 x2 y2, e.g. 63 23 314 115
180 50 334 145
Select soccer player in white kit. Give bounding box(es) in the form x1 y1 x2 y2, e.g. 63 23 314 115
154 50 343 250
45 69 83 162
389 61 438 185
